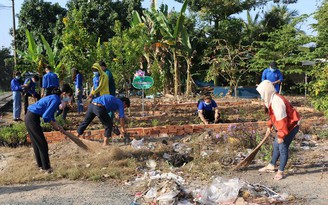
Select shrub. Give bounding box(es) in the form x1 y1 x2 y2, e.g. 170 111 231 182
0 123 28 147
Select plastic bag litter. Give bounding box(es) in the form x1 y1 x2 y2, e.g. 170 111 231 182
146 159 157 170
172 143 192 154
149 172 185 185
145 187 157 199
131 138 144 149
157 191 179 205
177 200 193 205
196 177 244 205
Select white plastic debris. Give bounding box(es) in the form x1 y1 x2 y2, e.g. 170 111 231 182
177 200 193 205
196 177 244 205
163 153 171 160
131 138 144 149
144 187 157 199
157 191 179 204
172 143 192 154
146 159 157 170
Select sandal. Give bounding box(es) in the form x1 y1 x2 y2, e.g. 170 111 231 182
274 171 284 181
258 165 275 173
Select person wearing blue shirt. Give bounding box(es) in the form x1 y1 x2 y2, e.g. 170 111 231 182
73 68 84 114
41 65 59 97
11 71 23 121
22 75 40 114
99 61 116 96
91 71 100 98
25 84 73 173
77 95 130 146
197 95 220 124
261 61 283 93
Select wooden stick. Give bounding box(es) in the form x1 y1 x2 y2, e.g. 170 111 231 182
62 131 89 151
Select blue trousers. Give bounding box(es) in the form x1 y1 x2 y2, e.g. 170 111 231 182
13 91 21 119
270 125 299 171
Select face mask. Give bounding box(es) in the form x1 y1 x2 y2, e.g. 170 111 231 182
269 68 276 72
205 102 211 105
15 76 20 80
62 96 70 102
93 71 99 76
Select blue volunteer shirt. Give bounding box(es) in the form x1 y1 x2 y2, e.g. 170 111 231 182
74 73 83 90
42 72 59 89
93 75 99 90
261 68 283 92
198 100 218 111
11 78 22 91
24 78 36 95
28 94 61 122
92 94 125 118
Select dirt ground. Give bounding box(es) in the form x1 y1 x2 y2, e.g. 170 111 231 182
0 180 133 205
0 96 327 204
0 136 327 204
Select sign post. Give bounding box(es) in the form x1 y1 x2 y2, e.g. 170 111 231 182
132 75 154 116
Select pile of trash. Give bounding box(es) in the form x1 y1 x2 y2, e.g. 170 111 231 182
128 170 191 204
128 162 292 205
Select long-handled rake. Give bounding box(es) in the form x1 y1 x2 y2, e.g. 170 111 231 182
232 131 271 170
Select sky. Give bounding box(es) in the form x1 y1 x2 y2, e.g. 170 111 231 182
0 0 322 49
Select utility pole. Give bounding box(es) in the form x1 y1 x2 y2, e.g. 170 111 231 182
12 0 17 67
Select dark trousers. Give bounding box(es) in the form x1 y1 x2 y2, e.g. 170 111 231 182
77 104 113 138
203 110 215 122
24 92 41 114
25 111 51 170
45 86 56 96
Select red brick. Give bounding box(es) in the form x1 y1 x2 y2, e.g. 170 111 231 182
150 130 160 135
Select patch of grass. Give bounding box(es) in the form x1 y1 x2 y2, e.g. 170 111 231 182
255 133 273 162
0 123 28 147
318 129 328 139
151 119 159 127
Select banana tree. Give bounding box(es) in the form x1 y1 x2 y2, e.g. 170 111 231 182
132 0 191 96
16 29 45 75
40 35 64 81
171 0 191 96
131 6 173 94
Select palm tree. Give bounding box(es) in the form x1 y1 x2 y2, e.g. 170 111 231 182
261 5 298 32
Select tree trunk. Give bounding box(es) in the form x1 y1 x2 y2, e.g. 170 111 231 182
173 51 180 96
185 57 192 96
214 76 220 86
150 0 157 10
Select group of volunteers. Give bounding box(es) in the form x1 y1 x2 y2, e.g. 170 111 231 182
11 60 300 180
197 61 300 181
11 61 129 173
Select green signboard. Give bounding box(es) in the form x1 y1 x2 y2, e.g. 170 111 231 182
132 76 154 90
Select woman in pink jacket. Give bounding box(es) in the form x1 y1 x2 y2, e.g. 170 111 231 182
257 80 301 180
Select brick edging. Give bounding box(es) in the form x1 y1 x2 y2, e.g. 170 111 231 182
26 118 326 144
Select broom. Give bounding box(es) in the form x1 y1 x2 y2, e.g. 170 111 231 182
62 131 101 153
232 131 271 170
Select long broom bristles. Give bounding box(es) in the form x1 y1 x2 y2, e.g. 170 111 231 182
62 131 101 153
232 133 271 171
